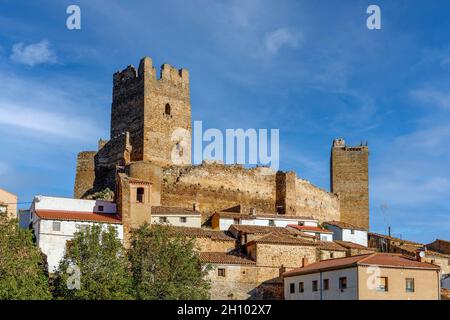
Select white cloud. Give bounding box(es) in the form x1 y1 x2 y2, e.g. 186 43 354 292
10 39 57 66
0 162 7 176
411 89 450 110
0 71 104 142
0 102 101 141
264 28 301 55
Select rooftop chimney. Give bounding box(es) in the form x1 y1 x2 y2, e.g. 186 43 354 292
302 256 309 267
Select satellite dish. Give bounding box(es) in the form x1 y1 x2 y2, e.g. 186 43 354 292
419 251 425 258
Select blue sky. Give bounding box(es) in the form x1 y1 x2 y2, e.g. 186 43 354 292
0 0 449 243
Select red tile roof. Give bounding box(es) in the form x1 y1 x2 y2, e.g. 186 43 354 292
34 210 122 224
247 232 317 246
325 220 367 231
198 252 256 265
287 224 333 234
283 253 440 277
167 226 235 241
334 240 375 250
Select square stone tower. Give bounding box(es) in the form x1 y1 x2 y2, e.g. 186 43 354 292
330 138 369 230
111 56 192 167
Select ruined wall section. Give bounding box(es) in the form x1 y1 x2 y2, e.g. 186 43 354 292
161 162 340 223
74 151 96 198
162 162 276 216
294 177 340 222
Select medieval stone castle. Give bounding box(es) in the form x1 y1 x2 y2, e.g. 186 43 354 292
73 56 369 237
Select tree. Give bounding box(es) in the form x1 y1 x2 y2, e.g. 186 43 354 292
128 224 211 300
52 224 133 300
0 215 51 300
86 188 114 201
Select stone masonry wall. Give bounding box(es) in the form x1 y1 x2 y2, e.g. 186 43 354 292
161 162 340 223
331 139 369 230
74 151 96 198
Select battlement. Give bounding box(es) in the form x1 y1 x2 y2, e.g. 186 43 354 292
332 138 368 152
113 57 189 89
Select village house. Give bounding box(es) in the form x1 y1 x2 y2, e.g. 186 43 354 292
228 224 315 247
167 226 236 253
198 251 283 300
151 205 201 227
368 233 450 276
324 221 368 247
287 224 333 241
283 253 441 300
30 195 123 272
426 239 450 255
211 210 318 231
0 188 17 220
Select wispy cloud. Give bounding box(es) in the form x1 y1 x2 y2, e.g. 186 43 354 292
10 39 57 66
0 162 7 176
264 28 301 55
0 71 104 141
0 102 101 141
411 89 450 109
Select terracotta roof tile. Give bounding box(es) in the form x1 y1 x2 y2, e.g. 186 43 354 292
317 241 347 251
368 232 423 246
325 220 367 231
229 224 293 235
34 210 122 224
283 253 440 277
198 252 256 265
334 240 375 250
167 226 235 241
152 206 200 215
287 224 333 234
247 232 316 246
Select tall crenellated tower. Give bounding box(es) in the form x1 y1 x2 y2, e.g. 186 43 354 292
110 56 192 166
74 57 192 198
330 138 369 230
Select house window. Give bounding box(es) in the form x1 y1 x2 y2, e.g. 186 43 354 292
298 282 304 293
52 221 61 231
350 229 355 235
330 252 334 259
180 217 187 223
98 205 104 212
0 205 7 215
290 283 295 294
339 277 347 290
405 278 414 293
323 279 329 290
159 217 167 223
377 277 388 292
137 187 144 203
312 280 318 292
268 220 275 227
218 268 226 277
165 103 171 115
298 221 305 226
448 259 450 266
233 218 240 225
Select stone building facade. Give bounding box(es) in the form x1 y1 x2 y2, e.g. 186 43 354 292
73 56 370 237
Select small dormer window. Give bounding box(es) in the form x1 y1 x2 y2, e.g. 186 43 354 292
165 103 171 115
137 187 144 203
